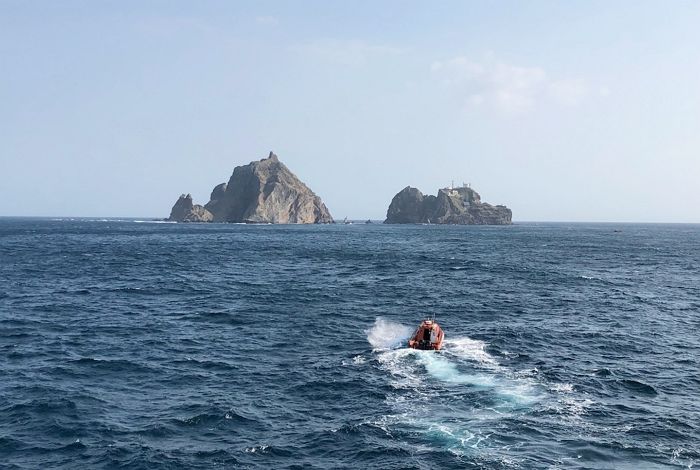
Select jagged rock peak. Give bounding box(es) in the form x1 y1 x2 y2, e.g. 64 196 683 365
167 194 213 223
384 184 511 225
168 194 193 221
167 152 333 224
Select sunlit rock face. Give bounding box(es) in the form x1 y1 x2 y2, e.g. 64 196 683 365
385 185 511 225
168 152 333 224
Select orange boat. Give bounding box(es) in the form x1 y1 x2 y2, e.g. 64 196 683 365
408 319 445 350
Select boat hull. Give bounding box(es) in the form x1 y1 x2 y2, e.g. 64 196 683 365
408 320 444 350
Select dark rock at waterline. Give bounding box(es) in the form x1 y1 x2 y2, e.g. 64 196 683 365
384 185 511 225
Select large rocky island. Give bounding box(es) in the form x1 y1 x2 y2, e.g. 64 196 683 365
384 185 512 225
168 152 333 224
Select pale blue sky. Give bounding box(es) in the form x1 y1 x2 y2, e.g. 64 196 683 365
2 1 699 221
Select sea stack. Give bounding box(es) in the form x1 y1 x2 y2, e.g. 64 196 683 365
168 152 333 224
168 194 214 223
384 185 512 225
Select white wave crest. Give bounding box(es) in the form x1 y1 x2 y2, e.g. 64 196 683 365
376 348 423 388
366 317 413 350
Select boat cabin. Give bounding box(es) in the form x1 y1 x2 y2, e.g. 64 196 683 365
408 319 445 350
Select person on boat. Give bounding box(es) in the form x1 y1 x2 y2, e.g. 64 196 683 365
421 328 431 347
430 327 438 344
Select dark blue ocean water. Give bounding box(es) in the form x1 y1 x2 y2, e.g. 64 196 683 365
1 219 699 469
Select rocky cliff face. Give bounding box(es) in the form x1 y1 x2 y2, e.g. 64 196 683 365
384 186 511 225
168 152 333 224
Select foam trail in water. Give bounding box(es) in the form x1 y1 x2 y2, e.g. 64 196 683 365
370 331 547 460
368 320 543 406
443 337 499 367
415 351 496 387
377 342 541 405
366 317 413 350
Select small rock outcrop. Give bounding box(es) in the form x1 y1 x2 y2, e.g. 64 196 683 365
384 185 511 225
168 194 214 222
168 152 333 224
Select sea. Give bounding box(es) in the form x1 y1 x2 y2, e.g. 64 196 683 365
1 218 699 469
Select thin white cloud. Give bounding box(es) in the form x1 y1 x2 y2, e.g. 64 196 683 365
136 17 217 37
431 56 594 114
549 78 587 106
256 16 279 26
292 39 404 66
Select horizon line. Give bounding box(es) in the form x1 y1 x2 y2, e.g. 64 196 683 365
1 215 699 225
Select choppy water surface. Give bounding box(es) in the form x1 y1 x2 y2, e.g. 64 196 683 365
1 219 699 469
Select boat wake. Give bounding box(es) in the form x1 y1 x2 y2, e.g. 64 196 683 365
366 317 539 399
364 317 546 458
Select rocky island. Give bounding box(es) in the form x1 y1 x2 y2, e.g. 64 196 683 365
168 152 333 223
384 185 512 225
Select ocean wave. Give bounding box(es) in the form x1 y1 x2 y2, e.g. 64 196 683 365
618 378 659 396
70 357 157 374
172 408 260 429
3 397 79 417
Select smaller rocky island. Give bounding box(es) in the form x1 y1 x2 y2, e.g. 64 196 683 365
384 184 512 225
168 152 333 224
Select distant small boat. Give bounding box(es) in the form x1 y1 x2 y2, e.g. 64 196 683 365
343 217 352 225
408 319 445 350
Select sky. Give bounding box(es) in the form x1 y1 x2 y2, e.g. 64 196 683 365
2 0 699 222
